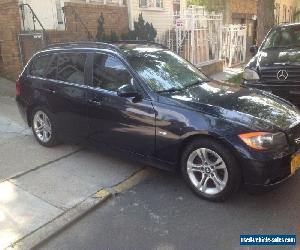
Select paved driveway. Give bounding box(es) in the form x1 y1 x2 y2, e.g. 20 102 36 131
0 94 145 249
39 171 300 250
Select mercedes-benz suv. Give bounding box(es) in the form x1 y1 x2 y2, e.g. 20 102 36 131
243 23 300 106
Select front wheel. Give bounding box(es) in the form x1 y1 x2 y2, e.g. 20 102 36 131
181 138 241 201
31 107 60 147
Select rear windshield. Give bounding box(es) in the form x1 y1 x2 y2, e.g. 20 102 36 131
261 25 300 50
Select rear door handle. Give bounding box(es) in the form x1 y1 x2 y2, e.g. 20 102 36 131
45 88 56 94
88 99 102 106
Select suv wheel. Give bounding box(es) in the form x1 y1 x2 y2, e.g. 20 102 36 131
181 138 241 201
31 107 60 147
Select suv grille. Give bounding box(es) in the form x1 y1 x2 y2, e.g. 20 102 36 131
260 66 300 85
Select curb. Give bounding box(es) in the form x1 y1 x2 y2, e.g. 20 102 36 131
6 168 154 250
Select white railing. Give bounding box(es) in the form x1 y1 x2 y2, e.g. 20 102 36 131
155 6 247 67
222 24 247 67
157 7 223 66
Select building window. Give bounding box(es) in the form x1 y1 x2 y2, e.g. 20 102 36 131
139 0 163 8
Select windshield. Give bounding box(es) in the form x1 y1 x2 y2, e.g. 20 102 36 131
127 49 209 92
262 25 300 50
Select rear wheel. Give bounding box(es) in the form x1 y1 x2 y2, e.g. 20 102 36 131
31 107 60 147
181 138 241 201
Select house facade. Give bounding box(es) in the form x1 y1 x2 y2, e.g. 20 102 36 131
19 0 126 31
127 0 185 41
0 0 128 80
275 0 300 23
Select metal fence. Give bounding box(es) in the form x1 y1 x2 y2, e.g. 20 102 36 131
222 24 247 68
156 6 247 68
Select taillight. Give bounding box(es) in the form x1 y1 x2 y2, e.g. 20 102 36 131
16 80 21 96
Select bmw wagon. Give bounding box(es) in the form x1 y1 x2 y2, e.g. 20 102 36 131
16 41 300 201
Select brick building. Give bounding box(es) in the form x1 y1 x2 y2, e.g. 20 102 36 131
0 0 129 81
0 0 23 80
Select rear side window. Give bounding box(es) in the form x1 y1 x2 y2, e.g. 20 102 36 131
57 53 87 85
29 55 51 77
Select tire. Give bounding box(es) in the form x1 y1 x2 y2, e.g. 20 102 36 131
181 137 241 201
31 107 60 147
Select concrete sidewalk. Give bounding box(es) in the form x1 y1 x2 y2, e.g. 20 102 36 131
0 78 152 249
0 78 15 98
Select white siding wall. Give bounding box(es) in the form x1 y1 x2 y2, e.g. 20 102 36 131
20 0 61 30
128 0 175 37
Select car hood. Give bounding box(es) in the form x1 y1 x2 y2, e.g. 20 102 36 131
248 48 300 68
160 81 300 131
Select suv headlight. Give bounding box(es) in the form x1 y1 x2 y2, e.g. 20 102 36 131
243 69 260 81
239 132 288 150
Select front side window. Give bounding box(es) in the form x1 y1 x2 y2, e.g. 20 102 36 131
127 49 209 92
56 53 87 85
93 54 132 92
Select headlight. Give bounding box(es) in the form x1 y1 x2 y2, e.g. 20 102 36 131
238 132 288 150
243 69 260 80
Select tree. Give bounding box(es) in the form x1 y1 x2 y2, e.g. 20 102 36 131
121 14 157 41
293 10 300 22
96 14 119 42
96 13 106 41
257 0 275 46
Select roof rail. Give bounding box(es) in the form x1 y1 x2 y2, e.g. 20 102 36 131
110 40 169 49
43 41 121 51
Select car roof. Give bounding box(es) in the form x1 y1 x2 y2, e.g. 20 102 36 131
275 22 300 28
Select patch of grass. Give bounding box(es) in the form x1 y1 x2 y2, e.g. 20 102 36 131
227 73 243 85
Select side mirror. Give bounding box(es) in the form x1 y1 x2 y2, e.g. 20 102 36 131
117 84 140 99
249 45 258 55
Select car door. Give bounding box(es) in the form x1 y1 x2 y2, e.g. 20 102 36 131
28 52 88 141
86 52 156 156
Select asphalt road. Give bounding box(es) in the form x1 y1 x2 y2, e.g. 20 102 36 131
39 170 300 250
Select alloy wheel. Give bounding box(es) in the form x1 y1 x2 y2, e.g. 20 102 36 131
33 111 52 143
186 148 228 195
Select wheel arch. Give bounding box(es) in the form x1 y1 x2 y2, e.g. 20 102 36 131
178 133 242 168
26 102 52 127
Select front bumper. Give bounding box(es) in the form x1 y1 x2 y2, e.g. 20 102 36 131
241 152 297 187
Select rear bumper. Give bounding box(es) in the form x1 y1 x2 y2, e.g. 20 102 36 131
16 96 29 125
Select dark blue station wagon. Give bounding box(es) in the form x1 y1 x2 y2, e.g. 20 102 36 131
16 41 300 201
